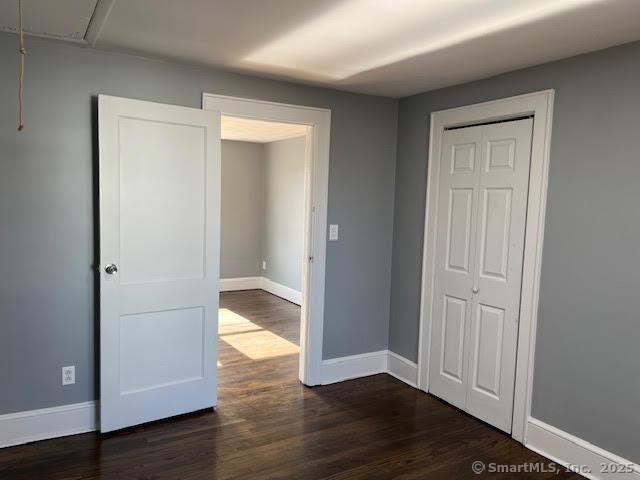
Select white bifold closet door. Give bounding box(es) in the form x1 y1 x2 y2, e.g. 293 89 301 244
428 118 533 433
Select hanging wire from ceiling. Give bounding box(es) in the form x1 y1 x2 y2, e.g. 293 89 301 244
17 0 26 131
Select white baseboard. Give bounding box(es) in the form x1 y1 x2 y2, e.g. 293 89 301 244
320 350 418 386
321 350 388 384
526 418 640 480
219 276 262 291
260 277 302 305
0 401 97 449
386 350 418 387
219 276 302 305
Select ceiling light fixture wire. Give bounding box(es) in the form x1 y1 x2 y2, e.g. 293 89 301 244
17 0 26 131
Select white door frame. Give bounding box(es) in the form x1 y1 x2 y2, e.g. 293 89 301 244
202 93 331 387
417 90 555 443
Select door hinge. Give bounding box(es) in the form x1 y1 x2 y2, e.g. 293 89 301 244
308 255 314 263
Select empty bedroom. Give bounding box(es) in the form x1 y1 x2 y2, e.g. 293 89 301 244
1 1 639 479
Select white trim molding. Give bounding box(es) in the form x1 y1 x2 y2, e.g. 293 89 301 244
84 0 116 46
526 418 640 480
387 351 419 387
416 89 555 443
220 276 262 291
0 401 96 449
219 277 302 304
204 93 331 387
321 351 388 385
260 277 302 305
321 350 418 386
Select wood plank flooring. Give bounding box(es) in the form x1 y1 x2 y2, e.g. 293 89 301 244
0 290 581 479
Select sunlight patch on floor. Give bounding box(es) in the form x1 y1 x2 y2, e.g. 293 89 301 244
219 308 264 335
219 308 299 360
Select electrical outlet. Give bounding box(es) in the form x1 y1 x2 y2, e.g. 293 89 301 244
329 224 339 241
62 366 75 386
262 260 267 270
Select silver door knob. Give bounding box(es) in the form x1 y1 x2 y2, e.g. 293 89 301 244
105 264 118 274
472 287 479 294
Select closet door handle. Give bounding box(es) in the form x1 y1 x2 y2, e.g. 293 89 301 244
472 287 479 294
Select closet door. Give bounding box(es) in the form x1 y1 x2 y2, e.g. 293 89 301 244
465 119 533 432
428 118 533 433
428 126 483 409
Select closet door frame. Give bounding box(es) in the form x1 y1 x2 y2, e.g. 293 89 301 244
417 90 555 444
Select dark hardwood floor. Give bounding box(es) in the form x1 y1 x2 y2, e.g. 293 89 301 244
0 290 580 479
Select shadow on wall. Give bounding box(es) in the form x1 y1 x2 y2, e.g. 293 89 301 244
91 95 100 403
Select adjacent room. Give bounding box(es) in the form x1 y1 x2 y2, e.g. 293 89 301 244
1 1 639 479
218 115 309 389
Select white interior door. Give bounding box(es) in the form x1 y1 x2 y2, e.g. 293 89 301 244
428 118 533 433
99 95 221 432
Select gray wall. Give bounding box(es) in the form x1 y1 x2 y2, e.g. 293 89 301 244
0 32 397 415
389 41 640 462
220 140 264 278
220 136 305 292
263 137 306 291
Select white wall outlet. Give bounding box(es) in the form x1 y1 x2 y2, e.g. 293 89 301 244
329 224 339 241
62 366 75 386
262 260 267 270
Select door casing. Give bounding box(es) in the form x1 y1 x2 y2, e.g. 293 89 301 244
203 93 331 387
417 90 555 443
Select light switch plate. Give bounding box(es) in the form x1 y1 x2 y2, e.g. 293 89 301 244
329 224 339 241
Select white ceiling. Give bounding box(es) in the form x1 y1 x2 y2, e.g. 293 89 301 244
222 116 309 144
2 0 640 97
0 0 98 41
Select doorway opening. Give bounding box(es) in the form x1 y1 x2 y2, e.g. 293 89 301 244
97 94 329 433
218 116 309 389
203 93 332 387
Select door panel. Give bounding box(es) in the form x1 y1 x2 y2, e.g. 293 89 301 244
466 118 533 432
486 139 516 172
471 303 504 398
478 188 512 280
119 307 205 394
441 295 467 382
429 118 533 433
428 126 482 409
99 95 221 433
119 118 207 284
451 143 476 173
446 188 474 272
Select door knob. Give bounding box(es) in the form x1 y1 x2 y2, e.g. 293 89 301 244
105 264 118 275
472 287 479 294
